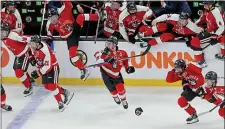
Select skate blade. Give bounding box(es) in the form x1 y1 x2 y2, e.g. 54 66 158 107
60 107 65 112
215 57 225 61
24 92 33 97
82 72 90 81
187 119 199 124
66 92 74 105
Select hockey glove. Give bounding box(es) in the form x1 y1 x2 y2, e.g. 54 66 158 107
182 79 189 90
128 35 136 44
210 34 218 45
126 66 135 74
167 23 174 32
104 57 115 64
102 47 111 55
31 70 42 79
29 56 37 66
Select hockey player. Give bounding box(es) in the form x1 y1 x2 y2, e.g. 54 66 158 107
150 12 207 67
1 1 24 33
119 2 155 44
103 1 126 38
46 0 98 81
203 71 224 119
195 1 225 61
1 85 12 111
29 35 74 111
94 36 135 109
1 23 35 97
166 59 205 124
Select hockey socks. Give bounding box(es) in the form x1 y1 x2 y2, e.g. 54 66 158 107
115 83 126 101
69 46 85 69
178 96 196 115
1 93 6 108
14 69 31 88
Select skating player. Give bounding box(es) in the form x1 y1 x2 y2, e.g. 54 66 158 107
166 59 224 124
1 1 24 33
119 2 155 44
94 36 135 109
1 23 36 97
1 85 12 111
29 35 74 111
46 0 98 81
103 1 126 38
195 1 225 61
150 12 207 67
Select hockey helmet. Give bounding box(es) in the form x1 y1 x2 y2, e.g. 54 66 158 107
111 1 123 10
179 12 189 19
107 36 118 45
5 1 16 13
1 22 10 31
47 8 58 18
174 59 186 69
178 12 189 26
205 71 218 86
127 2 137 14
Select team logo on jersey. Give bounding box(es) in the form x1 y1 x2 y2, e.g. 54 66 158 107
65 25 73 32
108 21 114 27
112 61 117 68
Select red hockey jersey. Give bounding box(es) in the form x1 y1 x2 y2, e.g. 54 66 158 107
94 49 129 78
195 7 224 36
1 8 23 32
155 14 203 35
2 31 31 57
166 62 205 90
103 2 126 37
32 42 59 75
119 5 153 41
46 1 74 39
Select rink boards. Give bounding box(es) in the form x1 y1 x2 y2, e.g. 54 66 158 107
1 41 224 86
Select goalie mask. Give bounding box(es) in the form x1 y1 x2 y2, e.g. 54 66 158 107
205 71 218 87
106 36 118 51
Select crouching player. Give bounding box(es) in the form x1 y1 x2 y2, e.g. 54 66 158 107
203 71 224 119
1 85 12 111
29 35 74 111
94 36 135 109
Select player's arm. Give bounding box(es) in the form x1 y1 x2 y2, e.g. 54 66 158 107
211 9 224 36
186 20 204 35
14 9 23 32
7 31 31 43
195 13 206 27
46 21 54 45
152 14 170 26
166 69 182 83
119 11 129 42
122 51 135 74
57 0 73 14
137 5 153 20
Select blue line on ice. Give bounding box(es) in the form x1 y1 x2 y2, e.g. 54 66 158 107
6 87 50 129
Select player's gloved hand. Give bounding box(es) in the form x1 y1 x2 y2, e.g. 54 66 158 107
128 35 136 44
210 34 218 45
29 56 36 66
167 23 174 32
31 70 42 79
220 99 225 108
182 79 189 90
195 87 206 98
102 47 111 55
104 57 115 64
126 66 135 74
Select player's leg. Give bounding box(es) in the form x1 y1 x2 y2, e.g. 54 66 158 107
42 66 68 111
218 103 225 118
147 32 176 46
13 53 33 96
114 73 128 109
1 85 12 111
178 87 199 124
101 71 121 105
189 36 207 68
138 23 168 37
215 34 225 61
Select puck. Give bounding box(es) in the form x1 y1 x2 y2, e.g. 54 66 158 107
135 107 143 116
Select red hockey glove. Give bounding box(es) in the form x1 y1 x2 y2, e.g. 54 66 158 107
31 70 42 79
126 66 135 74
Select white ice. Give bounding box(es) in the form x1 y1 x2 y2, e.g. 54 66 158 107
1 84 224 129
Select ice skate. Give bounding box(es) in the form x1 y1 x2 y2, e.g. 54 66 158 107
63 89 74 105
122 100 128 109
30 78 37 86
186 111 199 124
215 53 225 61
198 59 207 68
1 105 12 111
23 86 33 97
113 96 121 105
80 68 90 81
58 102 65 112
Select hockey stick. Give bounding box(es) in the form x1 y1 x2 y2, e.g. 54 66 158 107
218 77 225 79
40 1 47 37
95 10 101 44
198 100 224 117
86 45 151 68
73 2 98 11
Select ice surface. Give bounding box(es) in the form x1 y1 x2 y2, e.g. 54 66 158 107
1 85 224 129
